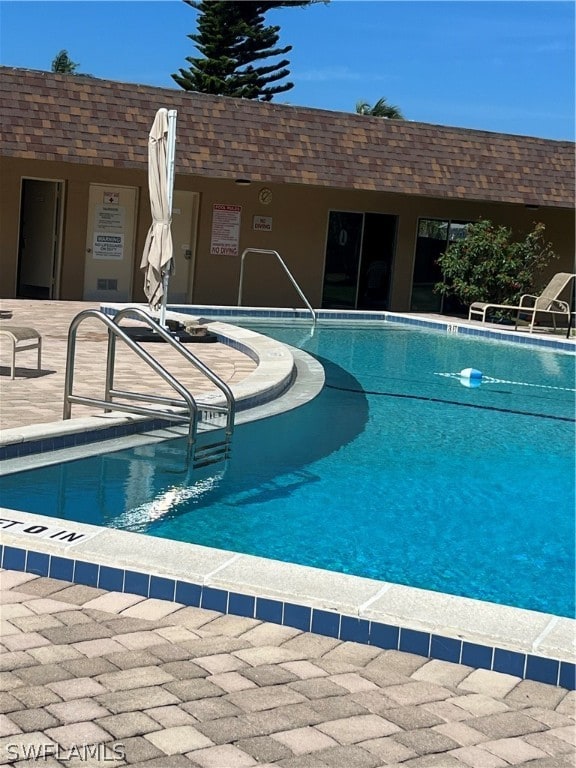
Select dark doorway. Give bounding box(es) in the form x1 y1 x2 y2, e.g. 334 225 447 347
17 179 63 299
322 211 397 310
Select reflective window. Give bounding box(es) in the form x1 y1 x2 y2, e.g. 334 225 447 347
410 218 471 314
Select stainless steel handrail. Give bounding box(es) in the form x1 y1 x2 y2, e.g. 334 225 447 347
63 309 236 464
238 248 317 327
112 306 235 441
63 309 199 455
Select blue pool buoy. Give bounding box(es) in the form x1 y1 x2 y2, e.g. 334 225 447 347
460 367 483 380
459 367 483 388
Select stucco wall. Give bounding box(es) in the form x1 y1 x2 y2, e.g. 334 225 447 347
1 157 573 310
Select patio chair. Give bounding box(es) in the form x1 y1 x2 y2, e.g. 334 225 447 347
0 324 42 379
468 272 576 333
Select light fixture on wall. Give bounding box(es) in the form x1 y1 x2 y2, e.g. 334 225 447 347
525 204 540 210
235 178 251 186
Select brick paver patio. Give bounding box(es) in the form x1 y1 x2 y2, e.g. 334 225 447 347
0 570 574 766
0 300 256 431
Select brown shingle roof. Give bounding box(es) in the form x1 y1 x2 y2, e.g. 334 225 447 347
1 67 573 208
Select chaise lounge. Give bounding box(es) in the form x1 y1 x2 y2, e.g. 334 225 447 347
468 272 576 334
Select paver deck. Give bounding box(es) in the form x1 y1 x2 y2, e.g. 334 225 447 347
0 301 574 765
0 300 256 431
0 570 574 767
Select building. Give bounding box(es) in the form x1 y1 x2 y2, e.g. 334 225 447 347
0 66 574 313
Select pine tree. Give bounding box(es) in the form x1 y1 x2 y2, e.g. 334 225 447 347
51 50 79 74
173 1 313 101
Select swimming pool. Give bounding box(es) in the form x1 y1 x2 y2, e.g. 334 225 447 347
1 323 574 617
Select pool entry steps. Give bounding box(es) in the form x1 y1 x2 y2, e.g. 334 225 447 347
63 307 236 469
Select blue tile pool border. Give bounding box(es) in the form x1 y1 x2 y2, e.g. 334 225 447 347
151 304 575 354
0 417 178 462
100 304 576 355
2 544 573 690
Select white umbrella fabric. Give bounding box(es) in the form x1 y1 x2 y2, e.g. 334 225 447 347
140 107 177 326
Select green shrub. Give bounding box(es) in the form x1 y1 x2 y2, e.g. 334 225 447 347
435 220 558 306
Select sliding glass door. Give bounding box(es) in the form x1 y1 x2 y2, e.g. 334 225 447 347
322 211 397 310
410 218 470 313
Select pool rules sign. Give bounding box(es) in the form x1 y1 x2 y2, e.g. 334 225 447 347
210 204 241 256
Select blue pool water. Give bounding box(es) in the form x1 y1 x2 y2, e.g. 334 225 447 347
1 324 574 617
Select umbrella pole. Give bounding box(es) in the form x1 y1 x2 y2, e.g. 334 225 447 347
159 109 178 329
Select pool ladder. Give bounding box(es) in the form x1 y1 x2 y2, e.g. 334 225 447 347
63 308 235 470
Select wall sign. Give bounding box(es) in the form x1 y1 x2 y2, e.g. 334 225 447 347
95 205 125 231
93 233 124 260
253 215 272 232
210 204 241 256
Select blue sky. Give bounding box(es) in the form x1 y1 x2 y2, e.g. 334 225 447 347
0 1 573 140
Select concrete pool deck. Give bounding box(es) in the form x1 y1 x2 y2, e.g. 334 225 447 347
0 300 574 765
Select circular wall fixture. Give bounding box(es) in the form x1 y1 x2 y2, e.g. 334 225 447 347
258 187 273 205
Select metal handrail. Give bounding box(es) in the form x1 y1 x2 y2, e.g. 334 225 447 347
63 310 199 456
63 309 236 464
112 307 235 441
238 248 317 327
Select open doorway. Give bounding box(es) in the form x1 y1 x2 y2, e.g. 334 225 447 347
17 179 64 299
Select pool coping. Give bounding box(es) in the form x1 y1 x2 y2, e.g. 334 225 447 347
0 315 304 459
0 344 324 474
0 304 574 690
0 512 573 689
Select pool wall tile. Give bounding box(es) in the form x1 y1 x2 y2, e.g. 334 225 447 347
525 655 560 686
124 570 150 598
1 547 574 690
2 546 26 571
25 550 49 577
559 662 575 690
149 576 176 602
312 609 340 639
493 648 526 678
462 642 493 670
369 622 399 650
283 603 311 632
228 592 255 619
175 581 201 607
74 560 99 587
98 566 124 592
398 628 430 656
340 616 370 644
201 586 228 613
399 628 430 657
49 556 74 582
430 635 462 664
255 597 283 624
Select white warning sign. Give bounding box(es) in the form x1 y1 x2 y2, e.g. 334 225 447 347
93 233 124 260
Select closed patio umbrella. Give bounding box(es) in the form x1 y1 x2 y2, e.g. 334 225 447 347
140 107 177 326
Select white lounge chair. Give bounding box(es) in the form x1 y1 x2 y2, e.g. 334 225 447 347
468 272 575 333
